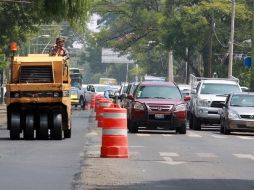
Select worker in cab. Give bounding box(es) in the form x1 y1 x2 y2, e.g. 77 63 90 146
49 37 70 60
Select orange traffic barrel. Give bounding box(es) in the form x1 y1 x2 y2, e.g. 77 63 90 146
90 95 96 109
97 100 112 128
95 96 105 114
100 107 128 158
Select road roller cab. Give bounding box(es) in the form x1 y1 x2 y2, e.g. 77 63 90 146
5 51 71 140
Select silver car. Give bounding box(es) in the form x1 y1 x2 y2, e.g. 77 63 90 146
220 93 254 134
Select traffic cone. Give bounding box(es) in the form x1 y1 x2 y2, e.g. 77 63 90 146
100 107 128 158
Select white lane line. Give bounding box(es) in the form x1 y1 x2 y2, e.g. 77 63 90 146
210 134 228 139
196 153 217 158
236 136 254 140
86 132 98 136
233 154 254 160
86 151 100 155
162 134 173 137
136 134 151 136
160 152 179 157
187 131 202 138
158 152 186 165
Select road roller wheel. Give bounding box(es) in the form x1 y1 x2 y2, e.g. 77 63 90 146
36 114 49 140
51 113 63 140
24 113 34 140
10 112 21 140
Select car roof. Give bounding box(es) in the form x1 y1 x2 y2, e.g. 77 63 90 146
202 80 239 85
230 92 254 96
139 81 176 86
178 84 191 90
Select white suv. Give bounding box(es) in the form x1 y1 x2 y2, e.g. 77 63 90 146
189 75 242 130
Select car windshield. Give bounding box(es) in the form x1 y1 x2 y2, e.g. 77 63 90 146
200 83 241 94
230 95 254 107
95 86 111 92
136 86 182 99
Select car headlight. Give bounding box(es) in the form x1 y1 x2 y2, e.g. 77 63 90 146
174 104 186 112
197 99 211 107
228 111 239 119
134 102 145 110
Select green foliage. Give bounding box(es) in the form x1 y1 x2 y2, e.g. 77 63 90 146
0 0 91 54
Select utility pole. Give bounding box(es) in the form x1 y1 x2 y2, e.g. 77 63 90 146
250 0 254 91
168 50 173 81
228 0 235 78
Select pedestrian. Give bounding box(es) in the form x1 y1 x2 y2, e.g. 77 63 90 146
49 37 70 60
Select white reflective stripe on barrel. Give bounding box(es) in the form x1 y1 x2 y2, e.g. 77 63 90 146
100 103 111 107
103 112 126 119
102 128 127 136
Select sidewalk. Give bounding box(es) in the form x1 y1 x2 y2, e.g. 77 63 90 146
0 104 7 128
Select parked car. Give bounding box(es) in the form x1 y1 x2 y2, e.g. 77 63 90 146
70 86 85 109
189 74 242 130
178 84 191 97
126 81 190 134
84 84 111 103
121 82 139 108
220 93 254 134
70 87 80 107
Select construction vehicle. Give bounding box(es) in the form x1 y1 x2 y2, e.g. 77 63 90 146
5 42 71 140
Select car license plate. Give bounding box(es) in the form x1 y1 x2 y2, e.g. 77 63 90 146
155 114 164 119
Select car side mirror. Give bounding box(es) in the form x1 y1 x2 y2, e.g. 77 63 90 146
184 96 191 101
127 94 134 100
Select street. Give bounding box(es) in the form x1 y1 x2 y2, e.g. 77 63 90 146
0 108 254 189
0 109 93 190
83 115 254 189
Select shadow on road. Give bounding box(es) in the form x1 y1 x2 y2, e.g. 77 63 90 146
85 179 254 190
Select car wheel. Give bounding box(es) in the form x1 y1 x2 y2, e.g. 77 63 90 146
128 120 138 133
176 123 186 134
220 117 224 134
193 114 201 131
79 97 85 110
224 121 230 135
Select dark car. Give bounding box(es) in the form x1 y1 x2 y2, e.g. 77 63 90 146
121 82 139 108
126 81 190 134
220 93 254 134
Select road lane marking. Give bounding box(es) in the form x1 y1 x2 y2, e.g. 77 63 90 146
158 152 186 165
233 154 254 160
136 134 151 136
162 134 173 137
210 134 228 139
187 131 202 138
86 132 98 136
236 136 254 140
160 152 179 157
196 153 217 158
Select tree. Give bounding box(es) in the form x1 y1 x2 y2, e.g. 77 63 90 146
0 0 91 67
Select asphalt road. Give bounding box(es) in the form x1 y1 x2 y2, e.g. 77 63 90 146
0 108 94 190
1 107 254 190
83 122 254 190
